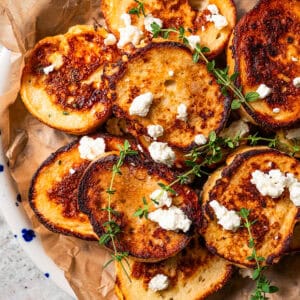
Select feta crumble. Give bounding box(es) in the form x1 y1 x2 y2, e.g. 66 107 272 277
69 168 76 175
148 274 169 292
291 56 298 62
117 13 143 48
104 33 117 46
186 35 200 50
250 169 287 198
129 92 153 117
168 70 174 77
150 189 172 208
256 84 272 99
148 206 192 232
148 142 176 167
144 14 163 33
194 134 207 145
43 65 54 75
293 77 300 88
176 103 188 121
273 107 280 113
286 173 300 206
206 4 228 30
209 200 241 231
78 136 106 160
147 125 164 140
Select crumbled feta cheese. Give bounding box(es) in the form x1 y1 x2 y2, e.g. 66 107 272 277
176 103 188 121
148 142 176 167
220 120 249 139
209 200 241 231
250 169 287 198
117 13 143 48
256 84 272 99
43 65 54 75
148 206 192 232
201 25 205 32
148 274 169 292
129 92 153 117
286 173 300 206
147 124 164 140
194 134 207 145
206 4 228 30
104 33 117 46
273 107 280 113
150 189 172 208
186 35 201 50
78 136 106 160
168 70 174 77
239 268 253 278
69 168 76 175
291 56 298 62
144 14 163 33
137 144 144 152
286 128 300 140
207 4 219 15
293 77 300 88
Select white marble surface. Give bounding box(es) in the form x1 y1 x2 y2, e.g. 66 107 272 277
0 210 74 300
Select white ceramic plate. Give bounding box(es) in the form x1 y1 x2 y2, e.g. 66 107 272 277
0 136 76 299
0 45 76 298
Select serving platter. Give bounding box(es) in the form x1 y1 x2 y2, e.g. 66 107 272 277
0 45 76 298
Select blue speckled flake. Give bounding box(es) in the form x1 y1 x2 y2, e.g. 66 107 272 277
0 164 4 172
44 273 50 278
21 228 36 242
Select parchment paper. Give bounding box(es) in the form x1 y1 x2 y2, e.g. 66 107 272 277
1 1 300 299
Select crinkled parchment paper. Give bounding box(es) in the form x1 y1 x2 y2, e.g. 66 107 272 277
0 1 300 299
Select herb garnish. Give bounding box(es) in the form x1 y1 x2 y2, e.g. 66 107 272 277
99 140 137 281
239 208 279 300
134 132 278 218
128 0 146 17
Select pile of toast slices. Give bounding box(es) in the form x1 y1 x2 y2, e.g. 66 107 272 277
20 0 300 299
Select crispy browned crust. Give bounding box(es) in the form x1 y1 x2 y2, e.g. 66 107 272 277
21 25 121 135
114 236 233 300
78 154 201 261
232 0 300 130
201 146 299 268
29 134 133 240
107 42 230 153
101 0 236 58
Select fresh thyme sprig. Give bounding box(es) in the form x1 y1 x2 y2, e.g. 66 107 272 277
150 22 260 110
99 140 137 282
239 208 279 300
128 0 146 17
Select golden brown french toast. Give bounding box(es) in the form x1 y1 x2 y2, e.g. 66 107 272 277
29 134 131 240
101 0 236 57
228 0 300 130
78 153 201 262
21 25 121 135
201 146 299 268
115 236 233 300
109 42 230 159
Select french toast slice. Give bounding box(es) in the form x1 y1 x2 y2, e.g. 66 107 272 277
201 146 299 268
115 236 233 300
101 0 236 57
21 25 121 135
109 42 230 157
228 0 300 130
78 154 201 261
29 134 131 240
